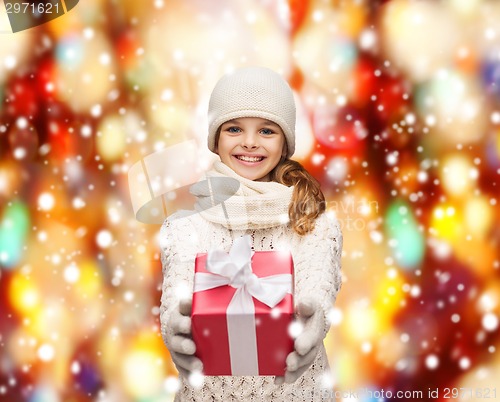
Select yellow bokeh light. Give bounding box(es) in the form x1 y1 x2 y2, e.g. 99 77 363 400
73 260 102 300
146 99 191 141
381 0 460 81
338 2 367 38
440 154 475 197
344 304 385 341
97 115 127 162
121 331 168 398
464 196 493 238
477 281 500 314
429 203 464 242
8 273 41 316
373 273 405 317
446 0 482 16
31 302 72 340
122 350 164 398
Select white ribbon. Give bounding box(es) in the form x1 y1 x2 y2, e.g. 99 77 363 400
194 235 292 375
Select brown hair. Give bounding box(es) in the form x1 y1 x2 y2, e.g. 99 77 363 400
270 158 326 236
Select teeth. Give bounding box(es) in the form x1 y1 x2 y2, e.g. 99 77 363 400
236 155 264 162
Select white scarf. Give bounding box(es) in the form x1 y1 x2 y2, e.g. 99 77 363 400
189 161 294 231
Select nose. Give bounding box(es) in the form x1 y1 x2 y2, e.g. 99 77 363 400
241 131 258 149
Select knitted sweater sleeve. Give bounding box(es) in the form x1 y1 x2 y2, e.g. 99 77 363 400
159 216 198 351
293 213 343 338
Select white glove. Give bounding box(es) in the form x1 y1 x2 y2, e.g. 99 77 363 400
166 297 203 378
275 298 325 385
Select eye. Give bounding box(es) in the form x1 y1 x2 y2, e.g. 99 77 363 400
259 128 275 135
224 126 241 133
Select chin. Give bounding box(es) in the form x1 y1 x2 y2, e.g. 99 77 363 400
233 167 266 181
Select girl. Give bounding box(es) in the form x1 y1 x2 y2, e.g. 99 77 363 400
160 67 342 401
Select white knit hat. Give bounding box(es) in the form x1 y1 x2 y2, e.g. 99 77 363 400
207 66 296 158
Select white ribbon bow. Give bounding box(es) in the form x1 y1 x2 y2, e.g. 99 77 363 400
193 235 292 375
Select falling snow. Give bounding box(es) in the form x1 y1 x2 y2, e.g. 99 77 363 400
0 1 498 401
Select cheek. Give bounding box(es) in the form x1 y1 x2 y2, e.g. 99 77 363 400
217 140 232 157
275 139 286 157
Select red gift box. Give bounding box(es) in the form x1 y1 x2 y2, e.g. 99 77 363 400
191 236 294 376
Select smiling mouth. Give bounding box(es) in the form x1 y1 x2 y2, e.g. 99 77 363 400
234 155 265 162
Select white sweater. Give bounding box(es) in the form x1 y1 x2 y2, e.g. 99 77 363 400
159 209 343 401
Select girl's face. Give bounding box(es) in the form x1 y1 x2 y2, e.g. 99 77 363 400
216 117 286 182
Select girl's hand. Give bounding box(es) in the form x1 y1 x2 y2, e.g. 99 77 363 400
168 298 203 378
275 299 324 385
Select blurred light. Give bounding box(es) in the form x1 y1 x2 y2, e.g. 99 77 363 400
326 157 348 182
147 0 290 73
293 94 315 160
327 307 343 326
146 99 191 140
374 274 405 316
64 159 84 183
37 344 55 362
73 261 103 300
336 2 367 38
72 197 86 209
164 376 180 394
430 203 463 242
55 31 117 113
8 273 41 315
63 263 80 283
425 354 439 370
464 196 493 237
71 361 81 374
288 321 304 338
482 313 499 332
294 19 358 96
0 169 9 194
345 304 383 341
96 115 127 162
381 0 460 82
0 200 30 269
55 35 84 69
81 124 92 138
459 357 471 370
478 282 500 313
446 0 481 15
0 32 32 85
490 111 500 124
385 200 424 270
359 28 377 50
0 1 499 400
415 71 488 144
96 230 113 249
29 384 60 402
361 341 372 353
121 332 166 398
440 154 475 196
188 371 204 389
38 192 55 211
375 329 407 370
